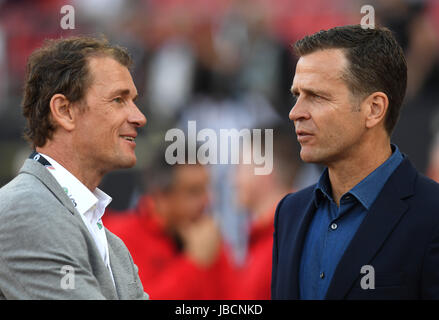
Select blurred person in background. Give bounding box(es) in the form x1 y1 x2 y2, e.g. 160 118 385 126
426 111 439 183
370 0 439 100
370 0 439 173
426 133 439 183
232 124 301 299
175 0 288 263
104 150 234 299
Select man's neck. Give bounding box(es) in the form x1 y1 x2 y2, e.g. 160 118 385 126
36 147 104 191
326 139 392 207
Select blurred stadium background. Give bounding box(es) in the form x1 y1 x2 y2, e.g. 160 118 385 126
0 0 438 263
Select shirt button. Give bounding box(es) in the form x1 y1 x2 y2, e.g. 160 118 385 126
330 223 338 230
320 272 325 279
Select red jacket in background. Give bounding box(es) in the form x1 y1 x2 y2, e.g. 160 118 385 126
228 207 276 300
103 196 235 300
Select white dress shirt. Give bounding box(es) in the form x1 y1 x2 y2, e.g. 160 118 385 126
39 153 115 284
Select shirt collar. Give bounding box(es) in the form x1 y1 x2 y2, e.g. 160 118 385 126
39 153 112 220
314 168 332 207
314 144 404 210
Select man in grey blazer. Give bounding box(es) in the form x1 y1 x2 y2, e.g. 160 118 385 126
0 36 149 299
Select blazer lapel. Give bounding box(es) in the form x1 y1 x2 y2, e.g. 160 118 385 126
288 195 318 299
108 243 131 299
325 159 416 299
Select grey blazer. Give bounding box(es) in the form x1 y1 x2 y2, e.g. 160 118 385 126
0 159 149 300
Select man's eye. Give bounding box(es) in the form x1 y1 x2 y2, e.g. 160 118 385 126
113 97 123 103
310 94 324 101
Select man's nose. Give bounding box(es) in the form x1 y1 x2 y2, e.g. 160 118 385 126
289 98 310 122
129 102 147 128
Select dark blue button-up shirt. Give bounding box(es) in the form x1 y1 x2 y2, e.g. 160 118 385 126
299 145 403 299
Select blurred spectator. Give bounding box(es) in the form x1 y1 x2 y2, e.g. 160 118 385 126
146 38 196 120
373 0 439 173
103 153 234 299
371 0 439 100
177 92 280 264
426 111 439 182
211 0 295 116
0 0 74 95
0 24 6 107
426 135 439 182
174 1 288 262
230 124 301 299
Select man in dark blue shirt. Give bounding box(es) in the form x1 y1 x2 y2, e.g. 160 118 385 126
299 144 403 299
271 25 439 299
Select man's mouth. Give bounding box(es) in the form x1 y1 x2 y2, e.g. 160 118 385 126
120 135 136 142
296 130 314 143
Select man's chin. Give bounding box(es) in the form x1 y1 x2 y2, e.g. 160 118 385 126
116 155 137 169
300 148 323 164
124 158 137 168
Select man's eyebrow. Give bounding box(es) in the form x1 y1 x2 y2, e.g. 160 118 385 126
109 89 138 101
291 87 332 99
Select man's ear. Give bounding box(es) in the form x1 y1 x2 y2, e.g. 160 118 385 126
49 94 76 131
363 92 389 129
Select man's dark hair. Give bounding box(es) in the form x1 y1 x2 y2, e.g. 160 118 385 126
294 25 407 135
22 35 133 148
